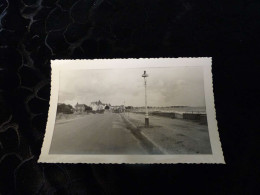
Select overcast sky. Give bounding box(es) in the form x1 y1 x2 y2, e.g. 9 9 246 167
58 66 205 107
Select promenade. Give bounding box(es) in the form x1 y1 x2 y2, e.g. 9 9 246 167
123 112 212 154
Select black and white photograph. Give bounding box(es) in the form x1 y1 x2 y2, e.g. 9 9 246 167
39 58 224 163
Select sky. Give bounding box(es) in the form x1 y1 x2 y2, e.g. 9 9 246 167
58 66 206 107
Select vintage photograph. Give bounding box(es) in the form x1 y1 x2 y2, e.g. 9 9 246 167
39 58 224 163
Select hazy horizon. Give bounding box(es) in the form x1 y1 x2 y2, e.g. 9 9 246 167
58 66 206 107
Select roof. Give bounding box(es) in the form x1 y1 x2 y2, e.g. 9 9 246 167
75 103 85 108
91 100 105 106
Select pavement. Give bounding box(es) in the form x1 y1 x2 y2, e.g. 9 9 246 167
49 112 147 154
123 112 212 154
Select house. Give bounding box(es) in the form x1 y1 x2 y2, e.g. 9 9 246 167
75 103 86 113
90 100 110 111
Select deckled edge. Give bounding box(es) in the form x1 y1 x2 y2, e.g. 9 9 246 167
204 58 225 164
209 58 225 164
37 61 55 163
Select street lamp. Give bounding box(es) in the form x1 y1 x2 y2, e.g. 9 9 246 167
123 100 125 115
142 70 149 127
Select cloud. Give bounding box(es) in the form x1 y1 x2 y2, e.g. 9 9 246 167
58 66 205 107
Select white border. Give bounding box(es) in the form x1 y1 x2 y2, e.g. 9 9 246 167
38 58 225 164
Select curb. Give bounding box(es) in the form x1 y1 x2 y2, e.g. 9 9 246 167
139 131 168 155
120 114 165 154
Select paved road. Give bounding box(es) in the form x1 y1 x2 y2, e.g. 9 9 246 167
49 112 147 154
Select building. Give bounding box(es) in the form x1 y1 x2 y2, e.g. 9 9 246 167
90 100 110 111
75 103 86 113
111 105 125 113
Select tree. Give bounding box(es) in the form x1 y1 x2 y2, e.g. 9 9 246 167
84 105 92 111
57 103 73 114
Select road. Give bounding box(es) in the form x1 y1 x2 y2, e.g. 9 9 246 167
49 112 147 154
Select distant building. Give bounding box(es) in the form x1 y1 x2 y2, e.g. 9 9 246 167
111 105 125 113
90 100 110 111
75 103 86 113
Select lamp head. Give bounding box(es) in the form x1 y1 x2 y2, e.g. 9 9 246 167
142 71 148 78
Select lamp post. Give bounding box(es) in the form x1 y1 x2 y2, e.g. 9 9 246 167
123 100 125 115
142 71 149 127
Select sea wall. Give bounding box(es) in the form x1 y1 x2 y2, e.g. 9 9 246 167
130 111 207 124
175 113 183 119
183 113 201 120
152 112 175 118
